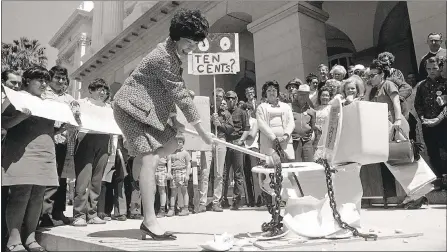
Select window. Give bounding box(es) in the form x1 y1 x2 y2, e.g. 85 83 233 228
328 53 353 70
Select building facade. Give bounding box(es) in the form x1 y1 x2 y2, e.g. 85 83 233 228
49 1 446 100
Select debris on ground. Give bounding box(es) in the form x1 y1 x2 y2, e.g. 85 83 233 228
395 229 403 234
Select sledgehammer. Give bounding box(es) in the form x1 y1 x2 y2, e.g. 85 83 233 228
182 128 281 168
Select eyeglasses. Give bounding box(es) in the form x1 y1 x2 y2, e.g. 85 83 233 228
53 76 68 82
226 97 236 100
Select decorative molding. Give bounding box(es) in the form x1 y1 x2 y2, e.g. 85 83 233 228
49 9 92 48
306 1 324 10
71 1 215 81
247 2 329 34
77 34 92 46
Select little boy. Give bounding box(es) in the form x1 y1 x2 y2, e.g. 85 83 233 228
155 156 168 217
166 134 191 217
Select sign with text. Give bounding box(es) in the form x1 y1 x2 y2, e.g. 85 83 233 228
188 33 240 75
175 96 211 151
3 86 79 126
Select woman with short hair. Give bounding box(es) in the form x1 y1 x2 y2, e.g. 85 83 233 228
112 9 213 240
2 66 54 252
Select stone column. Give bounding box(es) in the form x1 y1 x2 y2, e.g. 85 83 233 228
91 1 103 53
247 2 329 98
102 0 124 45
407 1 446 65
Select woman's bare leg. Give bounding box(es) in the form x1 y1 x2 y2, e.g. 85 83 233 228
140 137 179 235
140 152 164 234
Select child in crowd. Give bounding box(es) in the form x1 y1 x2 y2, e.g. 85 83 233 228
156 156 169 218
2 66 55 252
166 134 191 217
339 75 363 106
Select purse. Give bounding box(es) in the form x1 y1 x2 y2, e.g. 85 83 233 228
388 127 414 165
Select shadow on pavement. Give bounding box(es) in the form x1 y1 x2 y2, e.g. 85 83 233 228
88 229 215 239
429 205 446 209
88 229 142 239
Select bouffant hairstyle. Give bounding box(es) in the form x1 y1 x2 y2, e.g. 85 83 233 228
341 75 365 98
21 66 51 87
169 9 209 42
330 65 347 79
88 78 109 92
377 52 395 67
305 73 318 84
317 85 335 105
49 65 70 85
370 59 390 79
261 80 280 98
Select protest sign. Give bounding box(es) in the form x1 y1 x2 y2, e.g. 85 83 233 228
175 96 211 151
3 86 79 126
78 101 122 135
188 33 240 75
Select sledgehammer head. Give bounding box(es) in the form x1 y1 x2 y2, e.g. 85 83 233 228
265 152 282 168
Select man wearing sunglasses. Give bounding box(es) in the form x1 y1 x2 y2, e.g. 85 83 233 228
418 33 446 81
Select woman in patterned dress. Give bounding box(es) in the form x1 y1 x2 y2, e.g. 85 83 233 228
112 9 213 240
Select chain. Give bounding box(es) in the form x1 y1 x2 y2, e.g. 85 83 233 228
315 158 378 241
260 138 285 236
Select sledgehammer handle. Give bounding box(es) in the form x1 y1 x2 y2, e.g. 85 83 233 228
183 128 268 161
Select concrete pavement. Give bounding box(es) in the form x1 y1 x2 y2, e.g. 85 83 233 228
36 204 446 251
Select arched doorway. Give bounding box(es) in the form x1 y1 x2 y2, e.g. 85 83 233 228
325 24 356 70
377 2 418 76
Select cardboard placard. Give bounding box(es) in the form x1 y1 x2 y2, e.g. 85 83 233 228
188 33 240 75
175 96 211 151
3 86 79 126
78 101 123 135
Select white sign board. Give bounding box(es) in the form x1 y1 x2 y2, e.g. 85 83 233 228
175 96 211 151
188 33 240 75
3 86 79 126
78 101 123 135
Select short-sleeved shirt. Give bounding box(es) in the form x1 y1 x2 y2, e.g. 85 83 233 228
156 157 167 172
372 80 399 122
169 149 190 171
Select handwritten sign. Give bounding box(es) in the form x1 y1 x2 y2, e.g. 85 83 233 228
188 33 240 75
3 86 79 126
175 96 211 151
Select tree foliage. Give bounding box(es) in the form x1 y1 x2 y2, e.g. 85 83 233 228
1 37 48 73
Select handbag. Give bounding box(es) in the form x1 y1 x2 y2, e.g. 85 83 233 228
388 127 414 165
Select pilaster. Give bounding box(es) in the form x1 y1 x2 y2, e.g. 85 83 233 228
247 2 329 97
